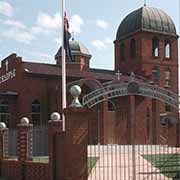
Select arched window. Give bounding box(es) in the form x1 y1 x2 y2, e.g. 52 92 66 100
0 101 10 127
152 66 159 82
32 100 41 127
152 38 159 57
165 41 171 59
130 39 136 58
164 69 171 87
120 43 125 62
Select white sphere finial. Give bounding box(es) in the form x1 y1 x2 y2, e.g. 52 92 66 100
69 85 82 107
51 112 61 121
0 122 6 129
21 117 29 125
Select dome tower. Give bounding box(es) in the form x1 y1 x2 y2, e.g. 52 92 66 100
55 39 92 71
114 6 178 92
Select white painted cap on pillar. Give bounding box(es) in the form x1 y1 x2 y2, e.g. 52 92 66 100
51 112 61 121
69 85 82 107
21 117 29 125
0 122 6 129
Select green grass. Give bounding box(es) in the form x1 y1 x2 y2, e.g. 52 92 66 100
33 156 49 163
143 153 180 178
88 157 99 175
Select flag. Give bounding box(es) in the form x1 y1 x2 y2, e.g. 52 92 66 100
64 12 72 62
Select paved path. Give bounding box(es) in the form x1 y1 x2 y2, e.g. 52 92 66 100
88 145 180 180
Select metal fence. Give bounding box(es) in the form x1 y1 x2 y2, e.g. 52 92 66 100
87 112 180 180
8 128 48 156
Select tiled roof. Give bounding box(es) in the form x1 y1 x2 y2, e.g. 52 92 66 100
23 62 116 81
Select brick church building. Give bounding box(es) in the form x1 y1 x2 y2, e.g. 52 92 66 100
0 6 179 145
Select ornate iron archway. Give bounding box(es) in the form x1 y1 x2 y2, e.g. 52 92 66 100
82 74 179 110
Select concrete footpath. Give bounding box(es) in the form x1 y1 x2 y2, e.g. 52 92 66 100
88 145 180 180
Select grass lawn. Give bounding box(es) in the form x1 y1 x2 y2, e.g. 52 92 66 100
88 157 99 175
143 153 180 178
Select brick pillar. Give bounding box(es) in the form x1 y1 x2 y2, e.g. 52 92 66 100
0 126 9 160
48 112 62 180
17 118 33 161
61 107 90 180
50 107 91 180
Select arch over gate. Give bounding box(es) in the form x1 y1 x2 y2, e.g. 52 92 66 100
82 75 179 109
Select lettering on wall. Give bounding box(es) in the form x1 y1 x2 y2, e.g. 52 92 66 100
0 69 16 84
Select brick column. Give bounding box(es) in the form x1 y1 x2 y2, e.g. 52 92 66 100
48 112 62 180
61 107 90 180
152 99 160 144
17 118 33 161
0 124 9 160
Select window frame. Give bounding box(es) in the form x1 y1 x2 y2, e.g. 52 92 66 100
120 43 126 63
0 101 10 127
130 39 136 58
31 100 41 127
152 38 159 58
164 40 171 59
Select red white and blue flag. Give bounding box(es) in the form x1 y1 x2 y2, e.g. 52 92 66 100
64 12 72 61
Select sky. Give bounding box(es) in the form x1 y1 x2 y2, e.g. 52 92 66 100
0 0 179 70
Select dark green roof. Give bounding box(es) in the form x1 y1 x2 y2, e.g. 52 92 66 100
116 6 177 40
55 40 91 59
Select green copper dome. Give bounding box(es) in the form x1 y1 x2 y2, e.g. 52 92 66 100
116 6 177 40
55 39 91 59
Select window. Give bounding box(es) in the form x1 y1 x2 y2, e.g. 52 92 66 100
32 100 41 127
152 66 159 82
120 43 125 62
164 69 171 87
165 41 171 59
165 103 171 112
130 39 136 58
152 38 159 57
0 101 10 127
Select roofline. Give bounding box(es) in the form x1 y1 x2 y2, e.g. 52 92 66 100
114 29 179 43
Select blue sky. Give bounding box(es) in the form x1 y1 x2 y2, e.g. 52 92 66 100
0 0 179 70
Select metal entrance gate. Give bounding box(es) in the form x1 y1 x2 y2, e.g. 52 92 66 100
87 105 180 180
83 76 180 180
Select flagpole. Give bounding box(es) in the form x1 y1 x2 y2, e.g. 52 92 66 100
61 0 66 131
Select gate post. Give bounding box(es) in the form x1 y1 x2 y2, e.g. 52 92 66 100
58 107 90 180
48 112 62 180
152 99 160 144
130 95 136 180
17 118 33 161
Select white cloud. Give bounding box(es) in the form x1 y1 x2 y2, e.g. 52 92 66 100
37 52 51 60
69 15 83 34
4 19 26 29
1 27 35 44
104 37 112 44
37 12 61 29
31 26 43 34
0 1 13 17
91 38 113 49
1 18 36 44
96 19 109 29
91 40 106 49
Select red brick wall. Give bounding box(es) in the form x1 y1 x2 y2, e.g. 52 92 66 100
1 160 22 180
24 162 49 180
1 160 49 180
